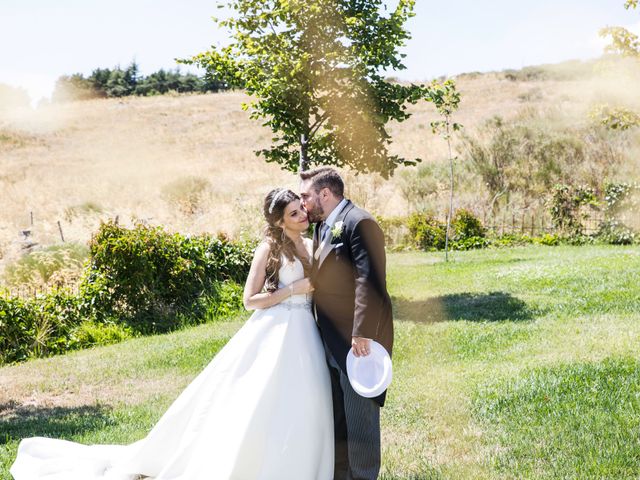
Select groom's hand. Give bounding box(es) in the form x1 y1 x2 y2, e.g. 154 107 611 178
351 337 371 357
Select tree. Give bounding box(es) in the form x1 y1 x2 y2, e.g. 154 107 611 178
187 0 427 176
0 83 30 110
105 62 139 98
597 1 640 131
52 74 100 102
600 1 639 57
425 79 462 262
89 68 113 96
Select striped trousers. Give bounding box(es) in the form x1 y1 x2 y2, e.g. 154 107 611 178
324 342 381 480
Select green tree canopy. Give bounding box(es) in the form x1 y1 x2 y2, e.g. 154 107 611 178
600 0 639 57
188 0 428 177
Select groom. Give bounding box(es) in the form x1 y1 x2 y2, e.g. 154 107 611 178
300 167 394 480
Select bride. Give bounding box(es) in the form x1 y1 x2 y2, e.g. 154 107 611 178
10 188 334 480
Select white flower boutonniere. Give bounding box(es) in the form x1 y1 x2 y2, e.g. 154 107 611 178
331 221 344 241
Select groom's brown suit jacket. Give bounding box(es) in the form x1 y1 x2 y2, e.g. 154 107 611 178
311 200 394 407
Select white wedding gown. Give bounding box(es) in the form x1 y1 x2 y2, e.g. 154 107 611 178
10 256 334 480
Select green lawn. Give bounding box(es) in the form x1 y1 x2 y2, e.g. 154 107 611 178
2 245 640 479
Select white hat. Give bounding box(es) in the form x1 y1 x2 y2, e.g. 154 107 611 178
346 340 393 398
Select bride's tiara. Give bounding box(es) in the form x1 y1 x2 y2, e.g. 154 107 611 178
268 189 289 214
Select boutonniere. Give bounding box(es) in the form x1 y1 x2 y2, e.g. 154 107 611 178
331 221 344 241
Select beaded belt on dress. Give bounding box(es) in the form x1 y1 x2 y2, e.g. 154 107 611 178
279 299 312 310
279 295 311 310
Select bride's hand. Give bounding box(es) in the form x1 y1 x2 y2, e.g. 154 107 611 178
290 278 314 295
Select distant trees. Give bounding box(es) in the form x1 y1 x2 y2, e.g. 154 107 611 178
0 83 31 110
52 61 228 102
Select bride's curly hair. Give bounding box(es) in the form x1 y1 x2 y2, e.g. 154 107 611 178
263 188 310 292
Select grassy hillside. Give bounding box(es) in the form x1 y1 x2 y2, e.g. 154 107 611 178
2 58 639 276
2 245 639 479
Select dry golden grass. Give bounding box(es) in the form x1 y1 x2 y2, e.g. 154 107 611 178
1 61 639 274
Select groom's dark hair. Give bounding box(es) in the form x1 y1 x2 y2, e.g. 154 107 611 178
300 167 344 198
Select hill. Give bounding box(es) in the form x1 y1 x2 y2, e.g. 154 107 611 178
1 58 639 274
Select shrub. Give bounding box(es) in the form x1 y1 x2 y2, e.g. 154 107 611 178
460 115 628 216
204 281 245 322
407 213 446 251
490 233 534 247
0 295 36 363
83 221 253 333
549 184 599 236
534 233 560 246
559 233 596 246
0 289 84 364
452 236 489 251
0 223 254 364
452 209 485 241
596 219 636 245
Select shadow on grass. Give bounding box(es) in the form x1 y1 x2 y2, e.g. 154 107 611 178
392 291 534 323
0 401 114 444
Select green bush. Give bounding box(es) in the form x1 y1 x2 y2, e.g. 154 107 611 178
452 209 485 241
407 210 488 251
490 233 534 247
204 281 245 322
1 222 254 365
533 233 560 246
0 295 36 363
550 184 599 236
559 233 596 246
407 213 446 251
596 219 636 245
83 221 253 334
451 237 490 250
452 236 489 250
0 289 84 364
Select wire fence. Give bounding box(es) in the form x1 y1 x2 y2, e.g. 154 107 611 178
1 211 610 301
482 212 605 236
2 284 81 300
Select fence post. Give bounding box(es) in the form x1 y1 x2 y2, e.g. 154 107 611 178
57 221 65 242
530 214 535 236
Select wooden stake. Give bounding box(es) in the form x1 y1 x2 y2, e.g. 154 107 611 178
57 221 65 242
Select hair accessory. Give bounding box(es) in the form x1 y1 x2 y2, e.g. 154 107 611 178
268 189 288 214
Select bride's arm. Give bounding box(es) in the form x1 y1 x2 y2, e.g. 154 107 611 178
243 242 312 310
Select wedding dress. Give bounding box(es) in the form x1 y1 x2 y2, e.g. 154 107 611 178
10 256 334 480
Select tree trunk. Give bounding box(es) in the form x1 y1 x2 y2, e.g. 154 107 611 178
299 133 309 172
444 121 454 262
